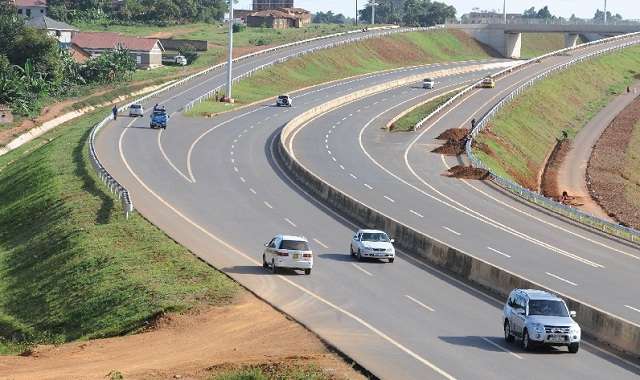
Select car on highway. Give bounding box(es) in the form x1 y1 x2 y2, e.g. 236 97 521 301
350 229 395 263
263 234 313 275
276 95 292 107
423 78 435 89
503 289 581 353
480 76 496 88
150 106 168 129
128 104 144 117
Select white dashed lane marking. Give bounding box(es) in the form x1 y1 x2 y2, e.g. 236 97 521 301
364 184 374 190
488 247 511 258
546 272 578 287
313 238 329 249
410 210 424 218
352 263 373 276
384 195 395 203
443 226 461 236
264 201 273 209
405 295 435 312
350 173 358 179
249 188 257 195
285 218 297 227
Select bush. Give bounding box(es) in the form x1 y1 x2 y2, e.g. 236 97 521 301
232 23 246 33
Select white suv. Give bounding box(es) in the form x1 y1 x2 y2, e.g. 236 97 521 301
503 289 581 353
276 95 292 107
350 229 395 263
263 235 313 275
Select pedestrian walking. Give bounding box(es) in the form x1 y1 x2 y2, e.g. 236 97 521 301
112 105 118 120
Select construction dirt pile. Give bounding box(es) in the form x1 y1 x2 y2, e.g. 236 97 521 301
447 165 490 180
432 128 469 155
0 292 364 380
587 96 640 229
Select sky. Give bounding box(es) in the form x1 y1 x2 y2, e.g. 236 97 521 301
235 1 640 20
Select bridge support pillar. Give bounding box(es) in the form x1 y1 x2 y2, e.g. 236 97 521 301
565 33 580 48
504 32 522 59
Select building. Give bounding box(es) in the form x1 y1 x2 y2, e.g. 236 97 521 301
461 12 524 24
0 105 13 125
71 32 164 69
246 8 310 29
252 0 293 11
25 15 78 46
68 43 91 63
14 0 47 18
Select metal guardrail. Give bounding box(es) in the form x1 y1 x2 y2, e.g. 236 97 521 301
87 24 444 217
183 25 445 111
464 35 640 244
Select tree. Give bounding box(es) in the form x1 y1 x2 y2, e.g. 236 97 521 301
359 0 403 24
536 6 553 19
523 7 537 18
593 9 623 23
425 1 456 26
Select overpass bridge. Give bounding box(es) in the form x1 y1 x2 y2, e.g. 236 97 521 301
448 23 640 58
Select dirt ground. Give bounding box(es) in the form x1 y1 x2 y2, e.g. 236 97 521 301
447 165 490 180
540 139 586 205
0 292 364 380
588 96 640 228
432 128 468 156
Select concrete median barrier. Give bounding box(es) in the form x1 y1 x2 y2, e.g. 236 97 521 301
276 68 640 359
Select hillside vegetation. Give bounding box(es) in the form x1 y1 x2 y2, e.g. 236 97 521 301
0 110 238 354
187 29 498 115
473 45 640 190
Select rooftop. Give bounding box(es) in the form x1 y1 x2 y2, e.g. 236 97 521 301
72 32 163 52
14 0 47 6
25 15 77 31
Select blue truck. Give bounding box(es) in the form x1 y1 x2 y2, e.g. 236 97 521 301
150 106 168 129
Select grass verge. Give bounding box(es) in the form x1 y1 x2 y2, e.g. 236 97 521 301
391 90 462 132
0 109 239 354
186 30 497 117
520 33 585 59
473 45 640 190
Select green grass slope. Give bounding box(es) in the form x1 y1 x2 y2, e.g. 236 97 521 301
520 33 588 59
474 45 640 190
187 29 498 116
0 111 238 354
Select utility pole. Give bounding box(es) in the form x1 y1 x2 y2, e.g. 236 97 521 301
604 0 608 24
503 0 507 24
355 0 358 25
371 1 376 25
225 0 234 102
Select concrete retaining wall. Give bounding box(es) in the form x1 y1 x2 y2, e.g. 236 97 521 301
276 70 640 359
160 39 208 52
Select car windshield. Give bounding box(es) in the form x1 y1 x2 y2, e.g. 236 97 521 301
278 96 289 100
280 240 309 251
361 233 389 242
528 300 569 317
130 105 141 109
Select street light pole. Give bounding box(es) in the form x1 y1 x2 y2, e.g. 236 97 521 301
355 0 358 25
225 0 234 102
503 0 507 24
371 1 376 25
604 0 607 24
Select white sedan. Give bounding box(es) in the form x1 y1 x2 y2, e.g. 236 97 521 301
350 229 395 263
263 234 313 275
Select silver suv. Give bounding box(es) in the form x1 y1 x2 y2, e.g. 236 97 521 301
503 289 581 353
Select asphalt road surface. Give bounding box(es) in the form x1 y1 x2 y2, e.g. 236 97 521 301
97 33 640 379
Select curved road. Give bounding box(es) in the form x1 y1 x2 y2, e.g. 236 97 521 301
97 32 640 379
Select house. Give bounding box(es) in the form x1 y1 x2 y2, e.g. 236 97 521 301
246 7 310 29
0 105 13 125
71 32 164 69
68 43 91 63
279 7 311 27
252 0 294 11
14 0 47 18
25 15 78 46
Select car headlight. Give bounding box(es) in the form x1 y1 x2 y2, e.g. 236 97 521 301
570 325 581 335
531 323 544 333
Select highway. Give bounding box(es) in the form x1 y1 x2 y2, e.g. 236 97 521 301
96 31 640 379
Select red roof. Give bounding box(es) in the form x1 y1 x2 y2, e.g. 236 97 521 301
14 0 47 6
71 32 162 52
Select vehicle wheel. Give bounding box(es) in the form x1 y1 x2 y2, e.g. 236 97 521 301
271 259 277 274
304 269 311 275
568 342 579 354
521 329 531 351
388 258 394 263
504 320 514 343
262 255 268 269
